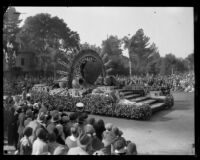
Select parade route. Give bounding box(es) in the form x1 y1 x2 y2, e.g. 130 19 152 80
88 92 195 155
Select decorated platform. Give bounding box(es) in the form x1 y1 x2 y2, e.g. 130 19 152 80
31 48 174 120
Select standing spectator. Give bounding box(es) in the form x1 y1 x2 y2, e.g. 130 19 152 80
19 127 33 155
94 119 106 141
67 133 92 155
65 124 79 149
32 128 49 155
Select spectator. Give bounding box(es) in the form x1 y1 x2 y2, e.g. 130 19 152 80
113 138 127 155
67 133 92 155
126 142 137 155
65 124 79 149
94 119 106 141
32 128 48 155
19 127 33 155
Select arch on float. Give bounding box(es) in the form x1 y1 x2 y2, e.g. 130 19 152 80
67 49 106 88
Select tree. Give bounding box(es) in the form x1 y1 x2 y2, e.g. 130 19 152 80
123 29 160 75
3 7 22 80
185 53 194 71
160 53 188 75
17 13 80 75
102 35 122 56
101 35 124 75
80 42 102 54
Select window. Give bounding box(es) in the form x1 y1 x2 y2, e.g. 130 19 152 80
21 58 25 66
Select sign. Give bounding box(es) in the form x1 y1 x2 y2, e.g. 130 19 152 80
68 89 83 97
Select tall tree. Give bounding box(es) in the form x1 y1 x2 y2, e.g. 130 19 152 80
17 13 80 75
3 7 22 80
101 35 123 75
102 35 122 56
185 53 194 71
123 29 160 75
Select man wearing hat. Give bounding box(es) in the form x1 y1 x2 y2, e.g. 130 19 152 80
67 133 92 155
76 102 84 117
47 110 61 134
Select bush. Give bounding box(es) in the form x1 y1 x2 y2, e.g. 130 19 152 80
30 90 152 120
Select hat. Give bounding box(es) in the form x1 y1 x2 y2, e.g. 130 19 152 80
51 110 61 123
112 127 123 137
102 131 117 147
53 146 67 155
84 124 95 135
77 133 92 148
105 123 113 131
76 102 84 108
114 139 126 154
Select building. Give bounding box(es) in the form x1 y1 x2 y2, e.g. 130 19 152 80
3 50 40 73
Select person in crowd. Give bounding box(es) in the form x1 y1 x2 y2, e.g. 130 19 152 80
32 128 49 155
67 133 92 155
126 142 137 155
27 111 48 144
63 112 78 138
97 131 117 155
85 124 104 154
86 117 96 126
113 138 127 155
47 110 61 134
94 119 106 141
48 129 62 154
19 127 33 155
55 124 65 145
65 124 79 149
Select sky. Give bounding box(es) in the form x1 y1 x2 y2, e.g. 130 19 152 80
14 7 194 58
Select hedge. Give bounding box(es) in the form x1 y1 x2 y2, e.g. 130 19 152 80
30 90 152 120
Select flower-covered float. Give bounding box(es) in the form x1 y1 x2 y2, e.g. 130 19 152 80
31 48 174 120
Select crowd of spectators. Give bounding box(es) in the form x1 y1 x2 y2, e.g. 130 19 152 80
4 93 137 155
3 74 54 95
114 72 194 92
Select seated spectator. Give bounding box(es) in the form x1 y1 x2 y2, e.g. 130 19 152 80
67 133 92 155
32 128 48 155
126 142 137 155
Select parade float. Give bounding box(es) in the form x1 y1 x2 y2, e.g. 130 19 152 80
31 48 174 120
